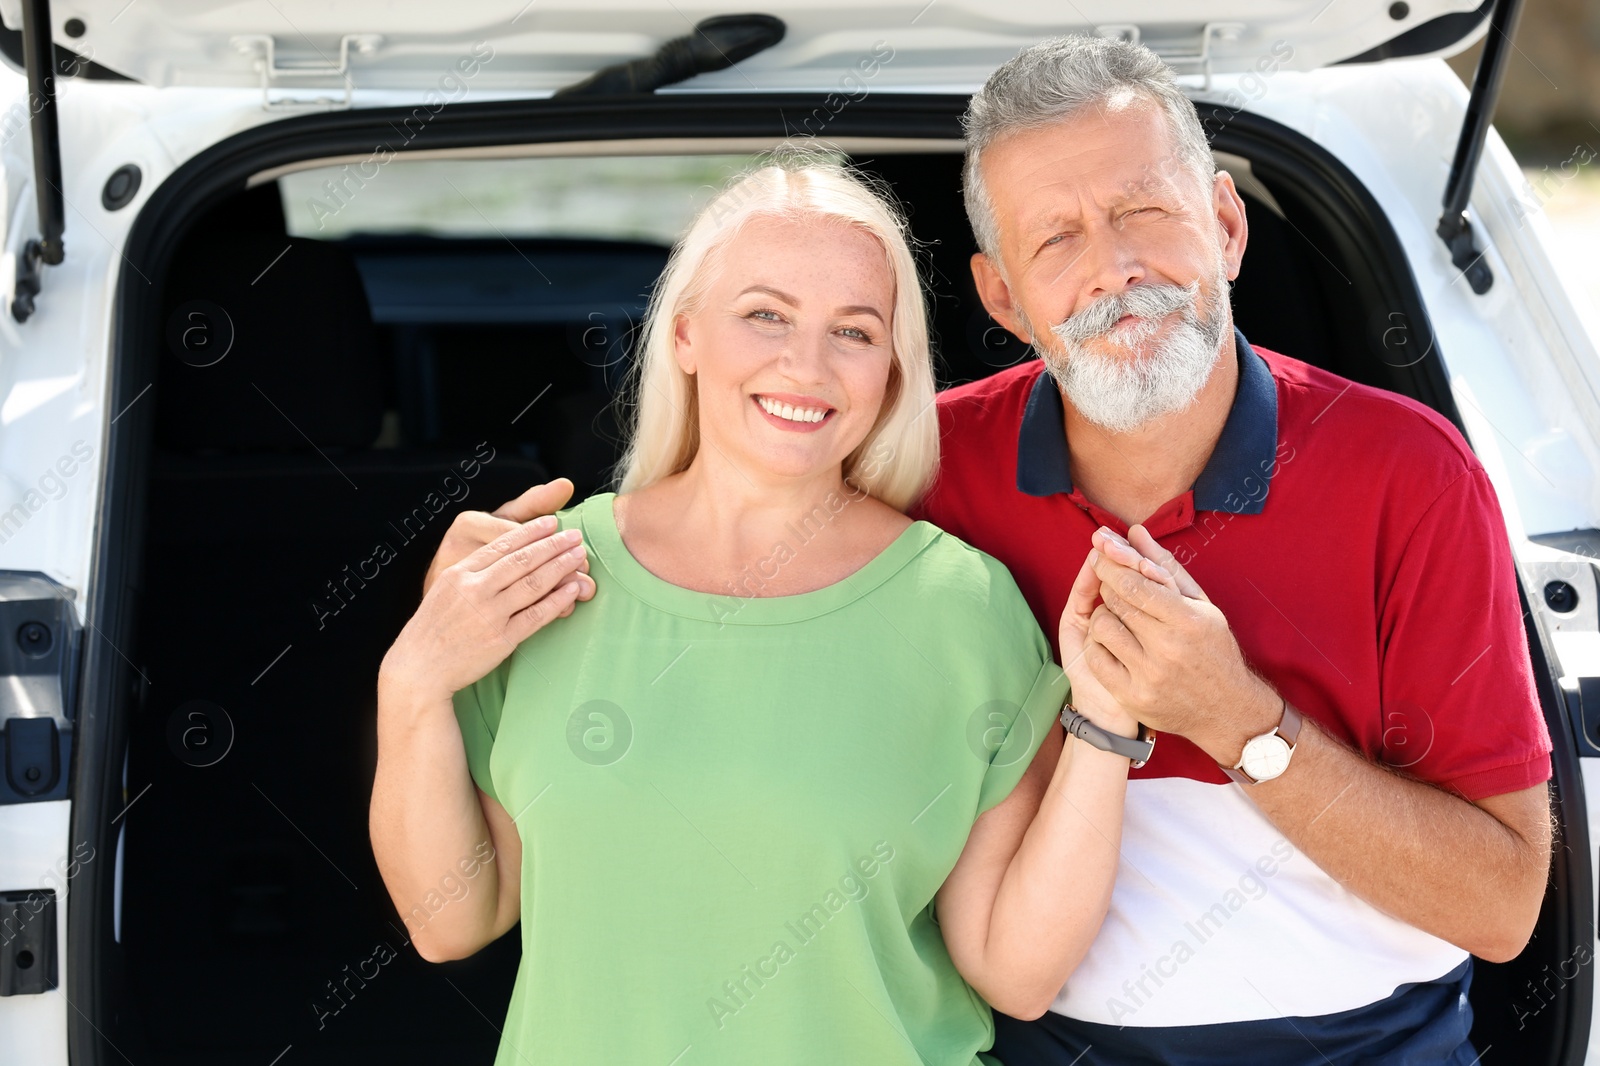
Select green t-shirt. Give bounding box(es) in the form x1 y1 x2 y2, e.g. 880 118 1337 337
452 491 1067 1065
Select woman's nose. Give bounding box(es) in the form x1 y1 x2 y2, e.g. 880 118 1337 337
774 327 832 385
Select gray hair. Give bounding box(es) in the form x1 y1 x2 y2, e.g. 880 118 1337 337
962 35 1216 261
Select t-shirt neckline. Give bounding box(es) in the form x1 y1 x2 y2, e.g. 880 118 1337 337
579 491 942 626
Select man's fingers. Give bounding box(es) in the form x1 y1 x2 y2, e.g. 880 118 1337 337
1099 579 1156 628
1089 602 1144 663
1089 548 1184 623
496 551 590 617
1082 638 1132 693
424 515 587 599
1091 528 1180 593
1126 523 1208 602
483 528 586 596
424 510 520 593
464 516 561 573
505 577 585 641
490 477 576 523
553 571 598 616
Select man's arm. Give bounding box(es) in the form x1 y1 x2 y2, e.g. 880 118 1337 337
1246 716 1549 962
1081 526 1552 962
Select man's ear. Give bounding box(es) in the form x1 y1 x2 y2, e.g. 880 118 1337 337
673 312 696 375
971 252 1032 345
1212 170 1249 282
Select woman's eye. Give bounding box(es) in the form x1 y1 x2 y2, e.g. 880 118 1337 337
1043 235 1065 247
748 308 783 323
838 326 872 342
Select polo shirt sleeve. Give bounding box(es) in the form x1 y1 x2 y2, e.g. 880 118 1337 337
452 658 510 807
972 558 1072 815
1379 465 1552 800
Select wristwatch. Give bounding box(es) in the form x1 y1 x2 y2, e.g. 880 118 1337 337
1060 703 1156 768
1223 698 1303 785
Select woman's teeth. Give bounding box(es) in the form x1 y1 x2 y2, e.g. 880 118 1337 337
757 396 829 423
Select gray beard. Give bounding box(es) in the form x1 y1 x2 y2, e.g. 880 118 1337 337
1025 265 1230 434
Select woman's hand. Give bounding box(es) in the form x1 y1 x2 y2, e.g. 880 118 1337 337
1059 543 1147 739
381 515 591 704
1060 527 1195 739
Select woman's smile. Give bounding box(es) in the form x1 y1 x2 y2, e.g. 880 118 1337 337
752 391 836 432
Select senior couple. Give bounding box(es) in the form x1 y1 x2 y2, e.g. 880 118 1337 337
369 34 1553 1066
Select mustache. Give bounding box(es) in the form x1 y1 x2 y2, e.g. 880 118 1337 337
1049 280 1201 346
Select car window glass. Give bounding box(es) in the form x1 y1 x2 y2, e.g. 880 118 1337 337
279 154 793 243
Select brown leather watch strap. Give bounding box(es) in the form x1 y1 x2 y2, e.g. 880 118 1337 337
1221 696 1300 785
1276 700 1304 746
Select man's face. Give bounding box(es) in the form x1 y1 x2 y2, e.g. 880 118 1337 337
972 98 1248 431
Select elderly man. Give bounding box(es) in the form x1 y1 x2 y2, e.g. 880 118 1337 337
424 34 1552 1065
913 34 1552 1064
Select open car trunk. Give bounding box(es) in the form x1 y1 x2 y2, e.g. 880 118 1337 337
69 92 1590 1065
6 0 1498 90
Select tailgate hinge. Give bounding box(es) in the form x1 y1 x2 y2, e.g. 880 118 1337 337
1437 0 1524 295
1096 22 1246 92
230 33 383 112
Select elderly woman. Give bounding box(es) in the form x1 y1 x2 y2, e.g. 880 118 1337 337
370 159 1149 1065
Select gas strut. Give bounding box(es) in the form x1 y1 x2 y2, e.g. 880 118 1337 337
11 0 66 323
1437 0 1524 296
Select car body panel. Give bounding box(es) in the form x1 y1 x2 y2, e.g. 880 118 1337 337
0 0 1490 91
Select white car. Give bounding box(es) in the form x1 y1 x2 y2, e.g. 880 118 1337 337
0 0 1595 1063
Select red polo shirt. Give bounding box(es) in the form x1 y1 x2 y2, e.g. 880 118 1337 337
911 329 1552 1027
915 328 1550 798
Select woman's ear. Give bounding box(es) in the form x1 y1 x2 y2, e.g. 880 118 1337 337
881 351 903 416
673 312 696 375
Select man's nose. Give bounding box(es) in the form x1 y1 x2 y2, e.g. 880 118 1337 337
1077 230 1145 304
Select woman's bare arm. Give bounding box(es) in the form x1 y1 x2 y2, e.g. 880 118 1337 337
936 727 1130 1019
370 517 588 962
936 545 1142 1018
371 685 526 961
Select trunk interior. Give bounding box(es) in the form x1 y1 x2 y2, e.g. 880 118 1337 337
80 100 1589 1065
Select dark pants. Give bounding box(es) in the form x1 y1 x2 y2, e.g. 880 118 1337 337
991 958 1477 1066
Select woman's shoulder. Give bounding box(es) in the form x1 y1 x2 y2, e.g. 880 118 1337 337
908 519 1016 580
883 522 1057 684
900 522 1038 625
554 490 615 530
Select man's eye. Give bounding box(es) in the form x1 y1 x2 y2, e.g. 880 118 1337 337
1043 235 1065 247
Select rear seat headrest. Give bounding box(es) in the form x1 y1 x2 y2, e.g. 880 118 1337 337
157 227 383 452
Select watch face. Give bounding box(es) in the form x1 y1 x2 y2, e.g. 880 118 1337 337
1241 735 1292 782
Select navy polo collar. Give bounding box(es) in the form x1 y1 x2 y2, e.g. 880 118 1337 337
1015 327 1280 515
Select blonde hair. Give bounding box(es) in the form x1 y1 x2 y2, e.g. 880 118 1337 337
615 156 939 511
